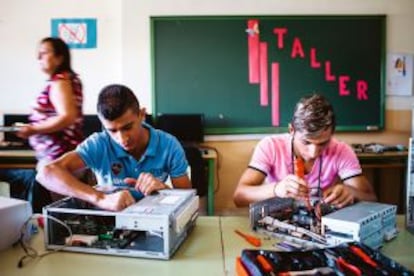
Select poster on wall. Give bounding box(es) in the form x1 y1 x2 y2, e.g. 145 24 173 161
51 18 97 49
386 53 414 96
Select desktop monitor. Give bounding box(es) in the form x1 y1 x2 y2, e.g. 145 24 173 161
83 114 153 138
2 113 154 143
144 114 154 127
83 115 102 138
156 114 204 144
77 114 154 139
3 114 29 146
3 114 103 141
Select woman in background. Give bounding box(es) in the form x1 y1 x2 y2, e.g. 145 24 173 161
0 37 84 212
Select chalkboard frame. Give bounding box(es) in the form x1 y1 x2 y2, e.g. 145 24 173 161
151 15 386 134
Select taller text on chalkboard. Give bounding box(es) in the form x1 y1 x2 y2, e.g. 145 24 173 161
152 16 385 134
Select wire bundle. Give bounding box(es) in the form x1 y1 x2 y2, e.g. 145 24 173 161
17 213 72 268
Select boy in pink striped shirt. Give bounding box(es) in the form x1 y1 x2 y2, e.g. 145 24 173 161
233 94 376 208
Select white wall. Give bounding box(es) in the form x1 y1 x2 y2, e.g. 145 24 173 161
0 0 122 114
1 0 413 116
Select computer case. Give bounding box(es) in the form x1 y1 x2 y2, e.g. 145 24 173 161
43 189 199 259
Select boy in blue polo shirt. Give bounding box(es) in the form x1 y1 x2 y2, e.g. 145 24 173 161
37 84 191 211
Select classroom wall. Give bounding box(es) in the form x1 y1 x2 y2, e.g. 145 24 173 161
0 0 122 114
1 0 413 212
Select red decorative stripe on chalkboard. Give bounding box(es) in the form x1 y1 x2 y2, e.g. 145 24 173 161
272 63 280 126
260 42 268 106
247 19 260 84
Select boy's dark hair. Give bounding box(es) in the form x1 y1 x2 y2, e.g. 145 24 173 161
97 84 140 120
291 94 336 137
41 37 75 75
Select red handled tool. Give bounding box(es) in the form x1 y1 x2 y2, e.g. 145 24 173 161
325 249 362 276
235 256 249 276
256 255 275 275
336 256 362 276
234 229 261 247
349 245 378 268
295 157 312 211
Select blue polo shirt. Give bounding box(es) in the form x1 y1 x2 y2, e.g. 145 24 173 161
76 123 189 192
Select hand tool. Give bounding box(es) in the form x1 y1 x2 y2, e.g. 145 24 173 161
295 157 312 211
234 229 261 247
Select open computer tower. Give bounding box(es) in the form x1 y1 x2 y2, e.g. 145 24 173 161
43 189 199 259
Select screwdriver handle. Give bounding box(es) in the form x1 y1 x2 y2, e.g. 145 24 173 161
294 157 305 178
349 245 378 268
336 256 362 276
295 157 312 210
256 255 273 273
234 230 261 247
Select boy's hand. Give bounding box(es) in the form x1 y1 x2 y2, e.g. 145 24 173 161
323 184 354 208
124 172 167 196
274 174 309 198
96 190 135 211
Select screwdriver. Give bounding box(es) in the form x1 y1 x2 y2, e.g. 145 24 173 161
294 157 305 178
234 229 261 247
256 254 276 275
295 157 312 211
235 256 250 276
349 245 378 268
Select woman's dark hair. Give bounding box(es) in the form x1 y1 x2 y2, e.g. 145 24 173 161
97 84 140 121
291 94 336 137
41 37 75 75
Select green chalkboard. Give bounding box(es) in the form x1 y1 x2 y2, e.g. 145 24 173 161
151 16 385 134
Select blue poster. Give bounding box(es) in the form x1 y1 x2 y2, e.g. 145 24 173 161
51 18 97 49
